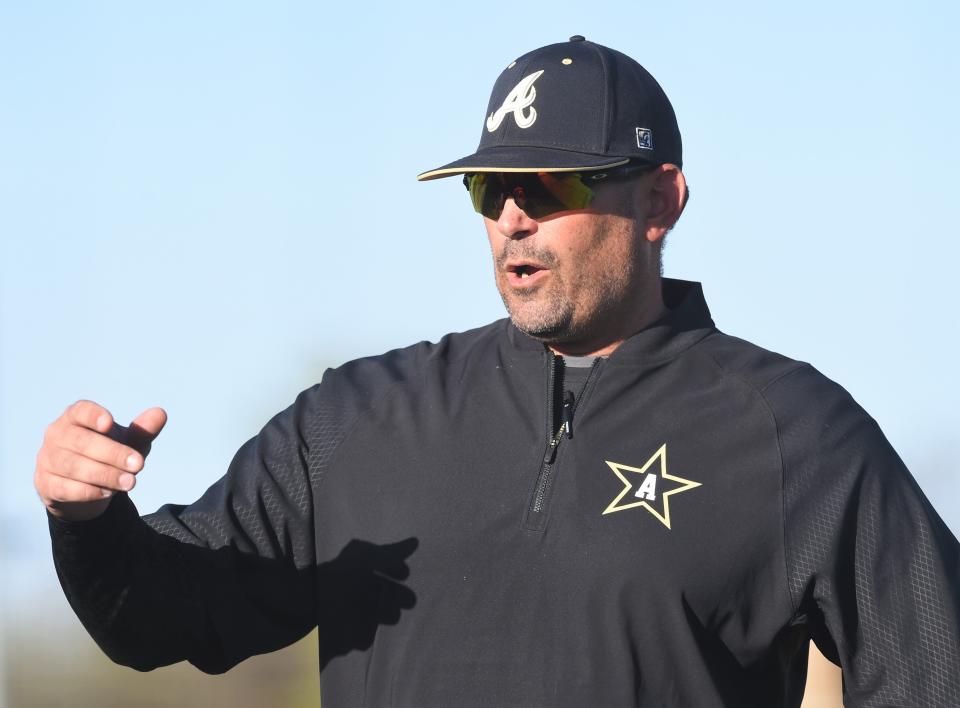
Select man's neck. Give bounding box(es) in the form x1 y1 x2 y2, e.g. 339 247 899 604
547 282 668 358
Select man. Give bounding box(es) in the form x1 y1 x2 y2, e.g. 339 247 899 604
36 37 960 706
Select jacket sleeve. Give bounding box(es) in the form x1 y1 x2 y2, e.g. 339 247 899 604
765 365 960 706
47 384 327 674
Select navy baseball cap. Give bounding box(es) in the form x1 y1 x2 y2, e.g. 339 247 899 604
417 36 682 181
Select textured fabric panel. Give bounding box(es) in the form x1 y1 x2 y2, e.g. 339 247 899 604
767 365 960 706
143 383 336 570
141 332 449 562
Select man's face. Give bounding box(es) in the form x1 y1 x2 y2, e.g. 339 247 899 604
484 174 658 351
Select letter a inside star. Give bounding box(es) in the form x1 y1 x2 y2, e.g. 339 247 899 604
602 443 701 529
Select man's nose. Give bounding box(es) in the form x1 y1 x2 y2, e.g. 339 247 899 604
495 198 539 240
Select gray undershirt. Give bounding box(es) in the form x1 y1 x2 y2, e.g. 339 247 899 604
561 355 602 398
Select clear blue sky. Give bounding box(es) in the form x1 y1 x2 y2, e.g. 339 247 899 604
2 0 958 645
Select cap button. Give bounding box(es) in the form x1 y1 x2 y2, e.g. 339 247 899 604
569 35 586 42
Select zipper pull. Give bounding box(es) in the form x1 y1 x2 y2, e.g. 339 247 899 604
543 435 560 463
562 391 575 438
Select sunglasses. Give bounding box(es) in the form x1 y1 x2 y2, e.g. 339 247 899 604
463 164 657 221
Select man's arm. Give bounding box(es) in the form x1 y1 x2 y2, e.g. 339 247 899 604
38 393 320 673
765 365 960 706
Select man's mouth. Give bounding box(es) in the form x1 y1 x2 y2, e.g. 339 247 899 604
506 262 549 287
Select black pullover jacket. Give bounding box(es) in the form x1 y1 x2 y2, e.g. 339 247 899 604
49 279 960 706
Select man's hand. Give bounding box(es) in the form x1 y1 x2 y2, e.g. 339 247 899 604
35 401 167 521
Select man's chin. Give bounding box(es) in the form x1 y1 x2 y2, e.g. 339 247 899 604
507 314 572 343
500 290 575 342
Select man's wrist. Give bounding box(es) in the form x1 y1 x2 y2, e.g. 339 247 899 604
47 491 137 541
44 496 113 523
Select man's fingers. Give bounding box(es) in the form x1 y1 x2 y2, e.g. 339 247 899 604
36 400 156 521
41 473 114 503
58 425 143 472
44 447 138 492
65 399 114 433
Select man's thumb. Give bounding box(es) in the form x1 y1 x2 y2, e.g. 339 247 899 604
132 407 167 437
126 407 168 455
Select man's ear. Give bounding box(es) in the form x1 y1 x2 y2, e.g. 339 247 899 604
641 164 687 244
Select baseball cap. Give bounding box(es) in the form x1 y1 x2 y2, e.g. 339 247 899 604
416 36 682 181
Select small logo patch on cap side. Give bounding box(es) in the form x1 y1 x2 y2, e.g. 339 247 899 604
636 127 654 150
487 70 545 132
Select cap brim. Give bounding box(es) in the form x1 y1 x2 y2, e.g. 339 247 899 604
416 146 635 181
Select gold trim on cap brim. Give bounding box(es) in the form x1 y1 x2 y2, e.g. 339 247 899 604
416 159 630 182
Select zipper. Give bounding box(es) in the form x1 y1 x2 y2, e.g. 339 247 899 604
535 392 573 511
534 428 565 512
524 355 601 530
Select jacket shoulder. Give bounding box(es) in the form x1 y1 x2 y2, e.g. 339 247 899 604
695 330 863 425
311 319 508 409
695 330 811 393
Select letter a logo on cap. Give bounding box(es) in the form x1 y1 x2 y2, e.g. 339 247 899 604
486 70 545 132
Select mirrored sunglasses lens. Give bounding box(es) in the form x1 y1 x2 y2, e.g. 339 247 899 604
465 172 596 220
522 173 594 218
465 173 504 219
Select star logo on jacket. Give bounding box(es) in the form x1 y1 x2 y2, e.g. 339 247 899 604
602 443 701 529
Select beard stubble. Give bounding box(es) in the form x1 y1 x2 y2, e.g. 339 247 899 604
492 234 638 345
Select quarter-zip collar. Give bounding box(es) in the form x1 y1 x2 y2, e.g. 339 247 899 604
504 278 716 365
